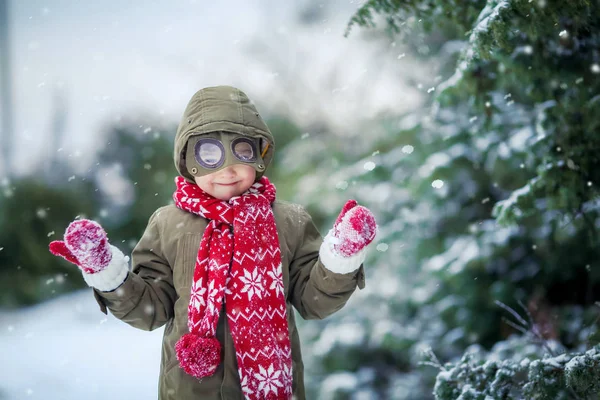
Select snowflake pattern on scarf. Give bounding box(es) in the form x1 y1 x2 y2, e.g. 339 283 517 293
173 176 293 400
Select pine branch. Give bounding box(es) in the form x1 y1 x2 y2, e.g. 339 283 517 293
517 299 535 328
501 317 529 335
495 300 528 328
496 299 556 356
420 346 444 369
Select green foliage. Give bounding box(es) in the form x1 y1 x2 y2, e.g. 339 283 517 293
296 0 600 398
564 347 600 396
430 338 600 399
260 116 307 202
523 357 568 400
433 355 519 399
351 0 600 228
0 177 99 307
345 0 487 37
94 121 178 249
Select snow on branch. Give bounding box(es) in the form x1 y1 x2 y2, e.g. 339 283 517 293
437 0 512 95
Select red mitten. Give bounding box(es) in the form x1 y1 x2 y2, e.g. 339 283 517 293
49 219 112 274
331 200 377 257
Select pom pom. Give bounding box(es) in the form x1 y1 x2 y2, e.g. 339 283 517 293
175 333 221 379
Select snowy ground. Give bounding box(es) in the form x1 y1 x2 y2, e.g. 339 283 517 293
0 290 164 400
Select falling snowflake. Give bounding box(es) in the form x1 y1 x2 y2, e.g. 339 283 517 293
336 181 349 190
432 179 444 189
376 243 389 252
401 145 414 154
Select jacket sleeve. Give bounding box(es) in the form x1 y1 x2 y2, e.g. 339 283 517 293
287 207 365 320
92 209 177 331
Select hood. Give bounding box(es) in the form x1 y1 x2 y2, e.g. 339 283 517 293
174 85 275 182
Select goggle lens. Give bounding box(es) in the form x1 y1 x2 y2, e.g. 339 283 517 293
232 139 255 162
193 136 258 170
195 139 224 168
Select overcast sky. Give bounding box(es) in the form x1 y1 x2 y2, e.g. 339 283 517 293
3 0 428 177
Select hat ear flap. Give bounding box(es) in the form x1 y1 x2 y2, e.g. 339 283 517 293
179 142 196 182
255 137 274 179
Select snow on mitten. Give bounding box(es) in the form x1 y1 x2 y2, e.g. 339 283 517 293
49 219 129 291
49 219 112 273
319 200 377 274
331 200 377 256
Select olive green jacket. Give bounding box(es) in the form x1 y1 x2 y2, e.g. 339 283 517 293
91 86 366 399
93 202 365 399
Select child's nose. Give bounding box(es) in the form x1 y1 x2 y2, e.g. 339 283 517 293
219 166 236 177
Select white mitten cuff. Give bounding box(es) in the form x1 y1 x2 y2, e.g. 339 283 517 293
319 230 368 274
82 245 130 292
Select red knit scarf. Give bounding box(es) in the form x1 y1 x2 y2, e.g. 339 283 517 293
172 175 293 400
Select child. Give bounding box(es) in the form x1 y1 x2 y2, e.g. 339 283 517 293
49 85 377 400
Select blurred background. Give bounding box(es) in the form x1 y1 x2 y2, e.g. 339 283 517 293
1 0 599 399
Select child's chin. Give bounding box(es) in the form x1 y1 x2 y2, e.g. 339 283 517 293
214 190 240 201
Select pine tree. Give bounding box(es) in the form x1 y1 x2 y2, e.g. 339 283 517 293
294 0 600 398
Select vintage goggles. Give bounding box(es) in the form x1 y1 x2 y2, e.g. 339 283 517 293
185 132 269 177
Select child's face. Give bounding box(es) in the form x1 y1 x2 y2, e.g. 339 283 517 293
194 164 256 200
